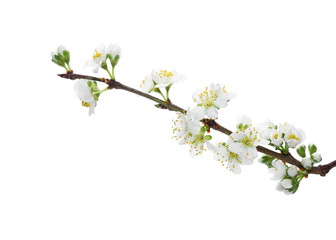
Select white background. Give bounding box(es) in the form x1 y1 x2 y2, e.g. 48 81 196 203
1 0 336 239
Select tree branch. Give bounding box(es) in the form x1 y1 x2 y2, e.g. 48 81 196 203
58 72 336 176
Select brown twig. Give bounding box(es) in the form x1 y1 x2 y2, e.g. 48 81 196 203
58 72 336 176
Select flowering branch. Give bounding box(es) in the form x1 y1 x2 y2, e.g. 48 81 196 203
53 44 336 194
57 72 336 177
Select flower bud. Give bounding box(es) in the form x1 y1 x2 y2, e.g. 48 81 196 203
287 166 298 177
301 158 313 170
311 153 322 163
308 144 317 155
296 144 306 158
281 179 293 189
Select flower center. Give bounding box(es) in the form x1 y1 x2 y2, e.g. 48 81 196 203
273 133 279 139
158 70 173 78
241 136 254 147
198 87 218 108
93 50 102 59
229 152 238 159
82 101 91 108
287 134 299 141
193 134 204 143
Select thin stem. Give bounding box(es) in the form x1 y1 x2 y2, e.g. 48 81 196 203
111 67 115 80
57 72 336 177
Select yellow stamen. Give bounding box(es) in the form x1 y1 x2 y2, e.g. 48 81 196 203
82 101 90 108
93 50 102 59
158 70 173 78
287 134 299 141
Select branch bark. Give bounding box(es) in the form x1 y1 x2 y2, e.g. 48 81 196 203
58 72 336 177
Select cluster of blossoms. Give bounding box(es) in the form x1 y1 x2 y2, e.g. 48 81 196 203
51 45 71 72
260 156 305 194
169 83 236 158
191 83 236 120
296 144 322 170
172 110 213 157
211 116 264 173
85 44 121 76
52 44 121 115
52 44 326 195
140 69 186 101
257 120 305 154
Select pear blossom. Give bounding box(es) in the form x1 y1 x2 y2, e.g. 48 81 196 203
269 129 283 146
191 83 236 120
287 166 298 177
172 111 213 157
140 76 155 93
51 45 71 70
51 45 67 61
151 69 186 88
277 122 305 148
281 179 293 189
173 110 201 144
269 160 287 180
74 80 97 116
212 143 253 174
86 44 107 73
236 115 252 130
283 127 305 148
141 69 185 93
311 153 322 163
275 182 292 195
107 44 121 59
227 126 262 160
107 44 121 67
301 158 313 170
256 120 277 140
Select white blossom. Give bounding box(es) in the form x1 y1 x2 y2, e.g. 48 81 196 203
287 166 298 177
151 69 186 88
236 115 252 129
173 110 201 144
311 153 322 163
275 182 292 195
284 127 305 148
74 80 97 116
140 76 154 93
213 143 253 174
107 44 121 59
172 110 213 157
281 179 293 189
227 126 262 160
269 160 287 180
51 45 67 59
269 129 283 146
191 83 236 120
85 44 108 73
256 119 277 140
301 158 313 170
